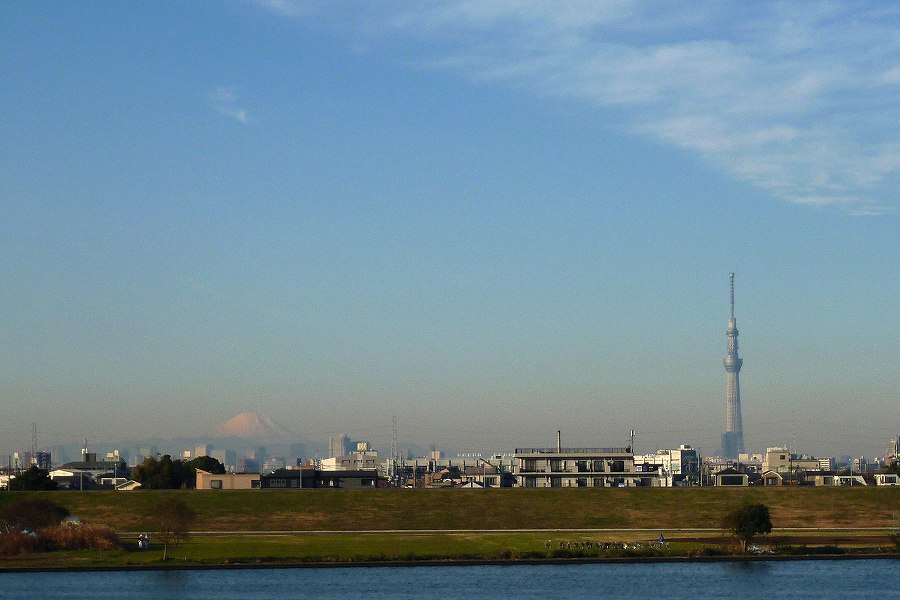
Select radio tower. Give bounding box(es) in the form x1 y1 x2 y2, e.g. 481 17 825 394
722 272 744 458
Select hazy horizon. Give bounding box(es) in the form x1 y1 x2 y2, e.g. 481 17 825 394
1 3 897 461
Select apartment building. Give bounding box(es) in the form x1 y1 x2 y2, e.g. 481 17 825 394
512 445 654 487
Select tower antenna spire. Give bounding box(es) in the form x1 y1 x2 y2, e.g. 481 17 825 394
729 272 735 321
722 272 744 458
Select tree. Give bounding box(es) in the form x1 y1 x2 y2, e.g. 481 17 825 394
133 455 225 489
722 502 773 552
145 496 197 560
132 455 193 489
0 497 69 532
187 456 226 476
8 466 57 491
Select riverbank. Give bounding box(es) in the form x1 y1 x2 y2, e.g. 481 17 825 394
1 551 898 573
1 488 896 570
1 529 897 571
1 487 897 531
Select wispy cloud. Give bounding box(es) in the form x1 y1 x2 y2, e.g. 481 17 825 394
211 86 249 124
259 2 900 214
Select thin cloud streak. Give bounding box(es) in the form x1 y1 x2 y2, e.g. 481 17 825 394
258 2 899 214
211 86 250 124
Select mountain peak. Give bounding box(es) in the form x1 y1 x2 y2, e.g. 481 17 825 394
213 412 291 438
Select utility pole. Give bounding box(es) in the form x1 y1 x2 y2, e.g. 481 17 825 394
390 415 398 487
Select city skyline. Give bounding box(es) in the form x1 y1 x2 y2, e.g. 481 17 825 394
1 3 898 459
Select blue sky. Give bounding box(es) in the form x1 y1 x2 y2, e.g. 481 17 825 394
1 2 898 458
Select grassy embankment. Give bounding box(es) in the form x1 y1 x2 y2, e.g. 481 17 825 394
1 487 897 567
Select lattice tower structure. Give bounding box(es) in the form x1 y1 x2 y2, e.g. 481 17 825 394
722 272 744 458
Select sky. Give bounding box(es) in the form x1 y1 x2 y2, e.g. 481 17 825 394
1 1 898 459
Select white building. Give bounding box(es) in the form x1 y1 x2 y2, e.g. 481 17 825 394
635 445 699 486
513 444 654 487
321 443 385 472
874 473 899 486
763 447 822 474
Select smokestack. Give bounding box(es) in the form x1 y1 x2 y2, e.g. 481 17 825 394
557 430 561 452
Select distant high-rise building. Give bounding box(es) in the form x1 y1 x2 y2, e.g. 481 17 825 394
194 443 213 458
329 434 352 458
27 451 51 469
210 448 236 469
237 457 260 473
288 443 306 462
722 272 745 458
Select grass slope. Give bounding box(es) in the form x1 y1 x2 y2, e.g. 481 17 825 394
1 487 897 532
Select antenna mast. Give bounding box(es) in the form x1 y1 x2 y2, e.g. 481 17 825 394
31 423 38 466
729 272 735 321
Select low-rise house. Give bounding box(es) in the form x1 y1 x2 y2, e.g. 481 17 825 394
195 469 261 490
49 468 97 490
460 464 515 488
762 447 822 474
833 474 867 486
874 473 900 486
713 467 749 486
317 469 383 488
807 471 837 486
115 480 142 491
760 470 783 486
259 467 383 489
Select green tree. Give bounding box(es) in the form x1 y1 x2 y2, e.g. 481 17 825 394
145 496 197 560
132 455 193 489
8 466 57 491
187 456 226 475
0 497 69 531
722 502 773 552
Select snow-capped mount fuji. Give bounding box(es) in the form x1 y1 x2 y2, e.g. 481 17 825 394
213 412 292 439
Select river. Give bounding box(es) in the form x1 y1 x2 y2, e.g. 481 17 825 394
0 559 895 599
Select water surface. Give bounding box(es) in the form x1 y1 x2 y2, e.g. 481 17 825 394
0 560 895 599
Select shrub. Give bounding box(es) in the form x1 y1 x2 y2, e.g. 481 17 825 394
39 524 120 551
0 531 39 556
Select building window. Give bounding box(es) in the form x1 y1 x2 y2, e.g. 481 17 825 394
592 478 604 487
522 459 537 472
592 460 604 472
549 459 563 472
361 479 374 486
610 460 625 472
210 479 222 489
524 476 537 488
576 478 587 487
550 476 562 488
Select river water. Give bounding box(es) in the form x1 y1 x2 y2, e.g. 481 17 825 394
0 560 896 599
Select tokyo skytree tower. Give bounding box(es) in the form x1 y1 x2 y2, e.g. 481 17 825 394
722 272 744 458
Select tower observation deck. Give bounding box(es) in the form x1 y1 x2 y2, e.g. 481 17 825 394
722 272 744 458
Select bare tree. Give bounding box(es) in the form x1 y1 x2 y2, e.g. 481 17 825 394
146 496 197 560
